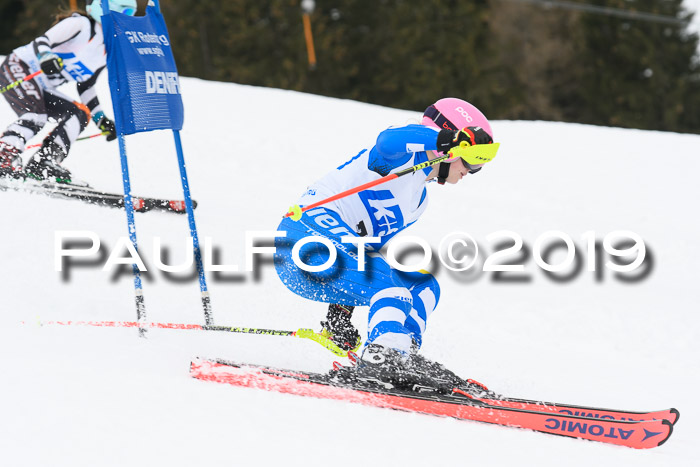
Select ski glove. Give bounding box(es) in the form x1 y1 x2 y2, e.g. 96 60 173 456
93 112 117 142
452 127 493 146
38 52 64 76
436 126 493 153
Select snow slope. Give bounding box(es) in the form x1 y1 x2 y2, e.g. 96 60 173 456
1 72 699 466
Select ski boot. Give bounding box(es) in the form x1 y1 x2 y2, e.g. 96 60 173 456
333 343 496 399
333 343 459 393
404 352 496 399
0 141 23 178
25 140 71 183
332 343 408 389
320 304 361 352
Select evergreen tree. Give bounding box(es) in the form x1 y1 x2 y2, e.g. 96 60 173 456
0 0 698 133
0 0 25 53
573 0 699 132
487 0 583 121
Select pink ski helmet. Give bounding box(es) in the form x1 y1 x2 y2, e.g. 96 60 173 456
422 98 493 138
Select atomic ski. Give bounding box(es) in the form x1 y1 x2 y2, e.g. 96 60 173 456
0 177 196 213
477 395 678 425
439 376 678 424
190 358 676 449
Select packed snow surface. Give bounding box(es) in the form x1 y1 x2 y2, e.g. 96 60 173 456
1 70 699 466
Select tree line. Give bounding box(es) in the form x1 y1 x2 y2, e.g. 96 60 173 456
1 0 698 133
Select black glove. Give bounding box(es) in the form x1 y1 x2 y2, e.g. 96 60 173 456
38 52 64 76
93 112 117 141
452 126 493 146
436 126 493 153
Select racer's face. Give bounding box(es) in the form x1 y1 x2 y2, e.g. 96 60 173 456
444 159 483 184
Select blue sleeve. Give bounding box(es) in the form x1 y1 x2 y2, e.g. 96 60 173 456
374 124 440 160
367 124 439 176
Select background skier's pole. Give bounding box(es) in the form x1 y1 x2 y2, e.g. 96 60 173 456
0 70 42 94
26 132 106 151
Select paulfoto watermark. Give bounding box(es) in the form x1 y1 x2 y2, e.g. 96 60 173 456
434 230 652 284
54 229 652 284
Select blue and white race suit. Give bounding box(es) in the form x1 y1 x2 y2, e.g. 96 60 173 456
275 124 445 353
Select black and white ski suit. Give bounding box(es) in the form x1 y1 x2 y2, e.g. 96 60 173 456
0 13 107 157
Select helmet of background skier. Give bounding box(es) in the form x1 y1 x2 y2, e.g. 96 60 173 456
86 0 138 23
422 98 493 139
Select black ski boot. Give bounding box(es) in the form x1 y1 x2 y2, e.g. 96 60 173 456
25 140 71 183
0 141 23 178
334 343 475 395
401 352 498 399
334 343 454 393
320 304 361 351
332 343 408 389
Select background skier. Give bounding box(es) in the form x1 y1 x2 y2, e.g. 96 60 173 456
274 97 498 380
0 0 137 181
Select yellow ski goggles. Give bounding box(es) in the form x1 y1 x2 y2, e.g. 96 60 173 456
446 142 500 171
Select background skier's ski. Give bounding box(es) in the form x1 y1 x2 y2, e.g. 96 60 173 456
0 177 196 213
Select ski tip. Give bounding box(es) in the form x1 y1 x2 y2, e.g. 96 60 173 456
657 419 674 447
668 408 680 426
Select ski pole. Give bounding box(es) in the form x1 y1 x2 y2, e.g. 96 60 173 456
284 143 499 220
25 132 108 151
0 70 43 94
285 154 450 220
25 320 354 357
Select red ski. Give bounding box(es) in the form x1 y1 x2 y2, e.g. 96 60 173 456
190 358 675 449
447 378 678 424
479 396 678 425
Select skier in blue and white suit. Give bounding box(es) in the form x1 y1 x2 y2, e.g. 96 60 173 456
274 98 496 367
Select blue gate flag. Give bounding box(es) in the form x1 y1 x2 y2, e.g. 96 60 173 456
100 0 184 135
